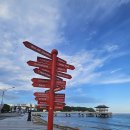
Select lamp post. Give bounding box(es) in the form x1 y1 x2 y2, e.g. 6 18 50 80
0 87 15 106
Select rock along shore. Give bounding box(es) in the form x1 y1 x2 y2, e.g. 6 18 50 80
32 114 80 130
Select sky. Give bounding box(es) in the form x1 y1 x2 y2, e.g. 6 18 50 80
0 0 130 113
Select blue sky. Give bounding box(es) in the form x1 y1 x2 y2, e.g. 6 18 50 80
0 0 130 113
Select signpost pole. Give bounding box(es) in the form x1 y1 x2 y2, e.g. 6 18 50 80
47 49 58 130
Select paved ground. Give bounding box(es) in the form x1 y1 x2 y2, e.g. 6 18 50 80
0 114 59 130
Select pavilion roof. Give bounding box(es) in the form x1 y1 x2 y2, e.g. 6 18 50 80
95 105 109 108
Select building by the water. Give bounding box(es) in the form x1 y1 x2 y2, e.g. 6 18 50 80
95 105 112 118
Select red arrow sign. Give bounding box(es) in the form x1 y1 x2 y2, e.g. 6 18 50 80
34 92 65 98
54 98 65 102
33 68 51 78
38 101 48 105
46 105 64 110
27 61 51 69
35 97 65 103
37 56 51 64
23 41 52 59
45 85 65 93
37 57 67 73
32 82 50 88
56 80 66 86
55 93 65 98
33 68 63 81
23 41 66 64
31 78 50 84
35 97 47 101
57 67 67 72
54 85 65 92
32 78 65 86
38 100 65 106
57 62 75 70
53 106 64 110
57 57 67 64
39 67 51 74
34 92 48 97
37 105 64 110
57 72 72 79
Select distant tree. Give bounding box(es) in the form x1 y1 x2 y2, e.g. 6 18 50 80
87 108 95 112
1 104 10 113
62 106 95 112
63 106 72 111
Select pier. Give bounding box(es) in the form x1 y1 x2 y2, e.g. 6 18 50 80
33 105 112 118
32 111 112 118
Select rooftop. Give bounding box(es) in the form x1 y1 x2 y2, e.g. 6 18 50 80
95 105 109 108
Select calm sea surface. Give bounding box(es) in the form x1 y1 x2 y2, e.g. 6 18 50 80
41 113 130 130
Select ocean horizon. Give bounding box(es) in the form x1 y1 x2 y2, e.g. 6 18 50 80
41 113 130 130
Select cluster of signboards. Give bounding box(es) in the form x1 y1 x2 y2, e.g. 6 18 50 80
23 41 75 111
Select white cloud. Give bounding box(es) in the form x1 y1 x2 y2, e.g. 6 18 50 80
0 2 11 19
100 77 130 84
110 68 122 74
0 82 14 91
104 44 119 52
0 0 130 94
58 49 130 87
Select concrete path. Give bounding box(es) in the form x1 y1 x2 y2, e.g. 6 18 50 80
0 114 59 130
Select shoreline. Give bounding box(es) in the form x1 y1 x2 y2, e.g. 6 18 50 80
32 115 80 130
0 112 22 121
0 112 21 117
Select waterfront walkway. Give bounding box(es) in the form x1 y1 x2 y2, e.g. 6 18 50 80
0 114 59 130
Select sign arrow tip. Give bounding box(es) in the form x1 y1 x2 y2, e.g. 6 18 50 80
23 41 29 47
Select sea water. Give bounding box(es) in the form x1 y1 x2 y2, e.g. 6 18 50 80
41 113 130 130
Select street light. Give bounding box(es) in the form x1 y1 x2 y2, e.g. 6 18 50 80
0 87 15 106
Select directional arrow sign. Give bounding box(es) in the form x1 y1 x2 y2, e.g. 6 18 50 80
46 105 64 110
57 72 72 79
45 85 65 93
32 82 50 88
57 62 75 70
57 67 67 73
53 106 64 110
33 68 51 78
23 41 66 64
35 97 47 101
37 105 64 110
38 101 48 105
56 80 66 86
55 93 65 98
37 57 51 64
27 61 51 69
34 92 65 98
54 85 65 92
23 41 52 58
37 57 67 73
33 68 63 81
39 67 51 74
56 76 63 81
34 92 48 97
54 98 65 102
35 97 65 103
31 78 50 84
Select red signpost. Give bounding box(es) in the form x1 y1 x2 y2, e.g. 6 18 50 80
23 41 75 130
32 82 50 88
27 60 51 69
